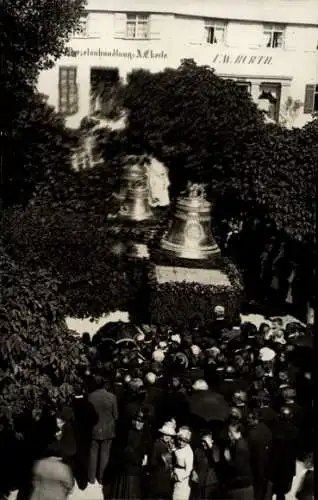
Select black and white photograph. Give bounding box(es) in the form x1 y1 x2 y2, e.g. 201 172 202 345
0 0 316 499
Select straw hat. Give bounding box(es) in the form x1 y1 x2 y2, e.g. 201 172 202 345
152 349 165 362
259 347 276 362
171 333 181 344
158 421 176 436
145 372 156 385
176 426 192 443
192 379 209 391
159 340 168 349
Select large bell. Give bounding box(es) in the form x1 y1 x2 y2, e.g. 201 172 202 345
119 163 153 221
160 183 220 260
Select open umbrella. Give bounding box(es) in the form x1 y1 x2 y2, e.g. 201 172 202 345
188 390 230 422
291 335 313 349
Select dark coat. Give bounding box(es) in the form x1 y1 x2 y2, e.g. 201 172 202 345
224 437 253 491
247 422 272 493
71 397 98 489
191 447 222 499
218 379 248 403
148 439 173 499
269 421 299 493
210 319 232 339
88 388 118 440
109 427 152 500
160 389 188 425
258 406 278 431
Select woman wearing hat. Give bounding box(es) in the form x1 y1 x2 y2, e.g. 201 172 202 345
148 421 176 499
172 427 194 500
107 410 151 499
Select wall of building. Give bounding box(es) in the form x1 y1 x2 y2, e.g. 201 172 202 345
37 2 318 129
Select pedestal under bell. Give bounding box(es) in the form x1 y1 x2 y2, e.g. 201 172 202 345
119 163 153 222
160 183 220 260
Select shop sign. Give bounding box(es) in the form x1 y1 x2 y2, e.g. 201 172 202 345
65 47 167 60
212 53 273 65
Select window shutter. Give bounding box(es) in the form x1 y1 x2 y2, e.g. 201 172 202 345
58 67 79 116
69 83 79 115
150 14 162 39
114 13 127 39
304 85 315 114
285 28 297 50
88 13 102 37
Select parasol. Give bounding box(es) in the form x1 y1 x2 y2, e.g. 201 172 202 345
291 335 313 349
188 390 230 422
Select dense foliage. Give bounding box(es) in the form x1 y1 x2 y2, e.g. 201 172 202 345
148 258 243 327
122 60 317 239
0 206 152 320
1 0 85 207
246 120 317 239
2 0 85 92
0 246 89 434
123 59 265 196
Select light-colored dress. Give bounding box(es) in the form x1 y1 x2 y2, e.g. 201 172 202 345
172 444 194 500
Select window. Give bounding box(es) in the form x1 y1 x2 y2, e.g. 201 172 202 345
73 16 88 37
304 84 318 114
126 14 149 39
258 83 281 122
205 19 226 44
263 25 284 48
90 68 121 119
59 67 78 116
236 81 251 94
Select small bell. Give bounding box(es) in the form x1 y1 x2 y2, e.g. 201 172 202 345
160 182 220 260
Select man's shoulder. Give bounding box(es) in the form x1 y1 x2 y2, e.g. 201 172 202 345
249 423 272 442
89 388 115 399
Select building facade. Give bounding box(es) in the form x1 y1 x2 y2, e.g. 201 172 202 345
38 0 318 128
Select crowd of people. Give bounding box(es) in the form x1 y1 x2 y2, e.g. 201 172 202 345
220 217 315 322
20 306 314 500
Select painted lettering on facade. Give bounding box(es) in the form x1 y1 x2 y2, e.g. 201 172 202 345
212 54 273 65
65 48 168 60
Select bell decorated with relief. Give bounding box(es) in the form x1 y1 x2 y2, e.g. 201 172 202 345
119 163 153 221
160 182 220 260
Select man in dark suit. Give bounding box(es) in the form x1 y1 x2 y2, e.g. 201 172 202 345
247 410 272 500
223 422 254 500
269 406 299 500
87 375 118 484
210 305 232 339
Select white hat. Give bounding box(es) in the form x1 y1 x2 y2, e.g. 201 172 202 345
171 333 181 344
214 305 225 315
259 347 276 362
192 379 209 391
152 349 165 362
159 340 168 350
158 421 176 436
190 345 201 356
177 426 192 443
136 332 145 342
145 372 156 385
